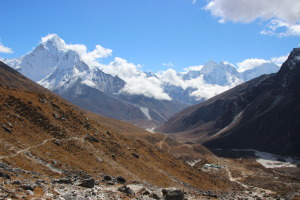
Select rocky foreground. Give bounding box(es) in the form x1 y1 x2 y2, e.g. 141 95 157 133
2 159 300 200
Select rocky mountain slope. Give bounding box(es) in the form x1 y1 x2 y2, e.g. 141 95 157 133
0 61 239 199
159 48 300 156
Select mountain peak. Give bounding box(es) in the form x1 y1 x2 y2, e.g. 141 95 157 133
40 34 66 50
283 48 300 70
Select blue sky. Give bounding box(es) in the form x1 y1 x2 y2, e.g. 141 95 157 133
0 0 299 72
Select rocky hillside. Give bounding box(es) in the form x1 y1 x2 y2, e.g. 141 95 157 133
0 61 237 199
159 48 300 156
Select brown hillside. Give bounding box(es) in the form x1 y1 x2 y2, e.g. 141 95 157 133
0 61 235 198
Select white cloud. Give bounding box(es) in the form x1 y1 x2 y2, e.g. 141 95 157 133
183 65 204 72
162 62 174 67
68 43 112 67
157 69 187 89
192 0 197 4
237 58 270 72
270 54 289 66
191 84 231 100
121 74 171 100
261 19 300 36
101 57 141 79
0 43 13 54
205 0 300 36
101 57 171 100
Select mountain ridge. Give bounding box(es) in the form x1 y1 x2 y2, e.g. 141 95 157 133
159 48 300 156
1 34 280 127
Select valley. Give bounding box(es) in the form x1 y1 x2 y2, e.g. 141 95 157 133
0 43 299 199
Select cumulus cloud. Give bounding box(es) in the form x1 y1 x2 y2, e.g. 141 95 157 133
270 54 289 66
236 58 270 72
101 57 171 100
157 69 187 89
0 43 13 54
191 84 231 100
205 0 300 36
261 19 300 36
68 43 112 67
121 74 171 100
101 57 141 79
162 62 174 67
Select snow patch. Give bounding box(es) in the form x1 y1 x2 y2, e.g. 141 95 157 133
187 159 201 167
146 127 156 133
230 149 298 168
139 107 152 120
255 151 297 168
81 79 96 87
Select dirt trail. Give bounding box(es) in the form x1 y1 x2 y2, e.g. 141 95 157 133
226 168 274 196
158 135 171 153
0 136 84 160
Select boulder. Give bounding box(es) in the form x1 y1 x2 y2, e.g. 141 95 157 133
116 176 126 184
132 153 139 159
22 184 36 191
78 178 95 188
103 175 112 181
0 171 10 179
162 188 185 200
52 178 72 184
85 135 99 143
2 126 12 133
118 186 135 196
149 189 163 200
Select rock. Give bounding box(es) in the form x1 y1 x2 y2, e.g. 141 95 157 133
36 179 46 185
39 98 48 104
22 184 35 191
0 171 10 179
6 122 13 128
202 190 218 198
78 178 95 188
12 180 21 185
118 186 135 196
132 153 139 159
116 176 126 184
106 131 111 136
84 123 91 129
53 140 61 146
139 187 151 195
107 181 115 185
149 190 163 200
2 126 12 133
52 178 72 184
162 188 185 200
103 175 112 181
53 113 60 119
85 135 99 143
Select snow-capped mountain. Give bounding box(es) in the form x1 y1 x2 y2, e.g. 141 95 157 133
183 61 241 86
1 34 186 123
6 35 124 95
240 62 280 81
1 34 281 126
